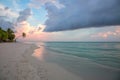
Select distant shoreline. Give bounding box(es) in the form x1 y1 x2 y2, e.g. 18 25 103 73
23 41 120 43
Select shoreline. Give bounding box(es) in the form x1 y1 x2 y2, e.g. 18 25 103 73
37 44 120 80
0 43 47 80
0 43 82 80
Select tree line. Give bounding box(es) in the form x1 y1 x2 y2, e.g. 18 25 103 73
0 27 26 42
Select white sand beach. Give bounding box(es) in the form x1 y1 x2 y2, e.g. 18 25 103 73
0 43 81 80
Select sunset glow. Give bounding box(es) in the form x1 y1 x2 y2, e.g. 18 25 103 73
91 27 120 39
32 46 45 61
0 0 120 41
1 1 120 80
14 21 47 41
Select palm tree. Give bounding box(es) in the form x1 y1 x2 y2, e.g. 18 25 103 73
0 27 2 41
7 28 15 41
0 27 8 42
7 28 14 33
0 31 8 42
15 32 26 42
22 32 26 38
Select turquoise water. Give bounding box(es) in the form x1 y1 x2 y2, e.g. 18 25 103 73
44 42 120 69
34 42 120 80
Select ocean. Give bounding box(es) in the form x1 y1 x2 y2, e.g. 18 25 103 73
34 42 120 80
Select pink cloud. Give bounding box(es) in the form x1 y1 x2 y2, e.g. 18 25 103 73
14 21 47 41
91 27 120 38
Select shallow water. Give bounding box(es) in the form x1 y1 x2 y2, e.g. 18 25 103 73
34 42 120 80
44 42 120 69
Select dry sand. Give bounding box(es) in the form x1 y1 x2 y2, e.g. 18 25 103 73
0 43 81 80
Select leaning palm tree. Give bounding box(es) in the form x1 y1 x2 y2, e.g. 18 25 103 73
15 32 26 42
22 32 26 38
7 28 15 41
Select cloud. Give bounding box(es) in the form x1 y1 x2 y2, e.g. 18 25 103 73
43 0 120 32
0 4 19 20
17 8 32 22
91 26 120 38
0 4 18 30
29 0 64 9
15 21 46 41
45 26 120 42
0 4 32 31
0 16 14 30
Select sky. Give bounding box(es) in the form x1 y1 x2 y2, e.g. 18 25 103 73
0 0 120 42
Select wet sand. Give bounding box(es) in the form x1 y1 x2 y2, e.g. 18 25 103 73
0 43 81 80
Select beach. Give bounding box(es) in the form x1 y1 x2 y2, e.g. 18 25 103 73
0 43 81 80
0 42 120 80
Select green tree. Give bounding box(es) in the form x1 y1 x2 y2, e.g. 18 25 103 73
2 31 8 41
0 27 16 42
7 28 14 33
7 28 15 41
0 27 2 41
0 28 8 42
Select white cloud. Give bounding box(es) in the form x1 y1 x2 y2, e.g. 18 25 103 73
29 0 64 9
0 4 19 20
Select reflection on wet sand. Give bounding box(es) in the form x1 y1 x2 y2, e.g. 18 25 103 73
32 47 45 61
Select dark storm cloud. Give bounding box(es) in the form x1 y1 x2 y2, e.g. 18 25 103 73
44 0 120 32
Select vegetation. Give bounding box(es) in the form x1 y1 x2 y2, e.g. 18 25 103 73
0 27 8 42
7 28 15 42
0 27 26 42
